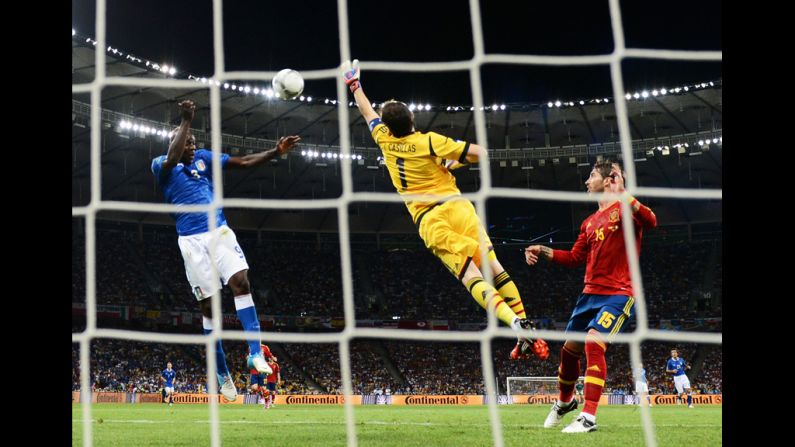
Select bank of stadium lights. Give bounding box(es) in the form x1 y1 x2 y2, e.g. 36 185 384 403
190 76 318 103
696 136 722 147
77 30 287 98
78 35 178 77
548 98 607 108
300 150 362 161
647 135 721 155
551 80 718 109
75 30 720 111
117 120 170 138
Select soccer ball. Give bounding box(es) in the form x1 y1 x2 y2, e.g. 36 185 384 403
272 69 304 100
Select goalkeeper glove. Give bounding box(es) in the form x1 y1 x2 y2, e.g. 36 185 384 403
342 59 361 93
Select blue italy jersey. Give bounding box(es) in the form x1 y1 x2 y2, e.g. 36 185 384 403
151 149 230 236
667 358 686 376
634 367 647 383
162 368 176 387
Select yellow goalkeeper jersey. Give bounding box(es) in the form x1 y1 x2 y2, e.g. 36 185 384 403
370 119 471 223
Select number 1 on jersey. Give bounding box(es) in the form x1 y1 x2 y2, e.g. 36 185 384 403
396 157 408 190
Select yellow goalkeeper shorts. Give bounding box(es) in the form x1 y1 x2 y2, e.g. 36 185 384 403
416 198 495 280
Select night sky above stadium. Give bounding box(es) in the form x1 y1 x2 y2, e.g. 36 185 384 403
71 0 721 104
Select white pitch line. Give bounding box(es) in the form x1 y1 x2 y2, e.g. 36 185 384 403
73 419 721 428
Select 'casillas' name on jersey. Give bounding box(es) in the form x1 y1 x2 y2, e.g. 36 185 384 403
384 143 417 153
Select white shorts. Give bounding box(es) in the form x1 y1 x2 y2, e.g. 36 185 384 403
165 386 174 394
178 225 249 300
635 381 649 394
674 374 691 394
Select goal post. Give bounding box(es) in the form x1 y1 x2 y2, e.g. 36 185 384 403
506 376 585 404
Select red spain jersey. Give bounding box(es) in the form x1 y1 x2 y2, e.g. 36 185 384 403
552 200 656 296
260 344 273 359
247 344 275 374
266 362 280 383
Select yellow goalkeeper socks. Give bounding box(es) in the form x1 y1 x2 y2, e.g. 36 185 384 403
466 277 518 326
494 271 526 319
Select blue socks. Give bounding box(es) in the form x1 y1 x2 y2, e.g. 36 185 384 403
234 294 262 356
202 316 230 377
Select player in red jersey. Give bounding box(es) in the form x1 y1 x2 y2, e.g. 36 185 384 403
264 356 280 409
525 160 657 433
247 344 274 406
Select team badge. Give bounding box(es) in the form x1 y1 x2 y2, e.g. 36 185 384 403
195 160 206 171
609 209 620 223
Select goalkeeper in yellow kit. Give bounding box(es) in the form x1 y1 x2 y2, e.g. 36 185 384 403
342 60 548 360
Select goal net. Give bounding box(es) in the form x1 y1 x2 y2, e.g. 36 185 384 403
506 376 585 404
72 0 721 446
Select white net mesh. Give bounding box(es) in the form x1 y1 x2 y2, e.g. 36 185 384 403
506 376 586 400
72 0 721 446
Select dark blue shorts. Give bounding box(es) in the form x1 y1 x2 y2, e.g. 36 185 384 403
565 293 635 341
266 382 277 392
250 374 265 387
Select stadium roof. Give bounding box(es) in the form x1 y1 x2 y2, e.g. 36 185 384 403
72 0 721 235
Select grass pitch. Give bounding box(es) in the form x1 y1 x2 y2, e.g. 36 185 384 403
72 403 721 446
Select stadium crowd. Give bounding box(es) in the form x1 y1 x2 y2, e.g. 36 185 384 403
74 228 721 324
72 339 721 396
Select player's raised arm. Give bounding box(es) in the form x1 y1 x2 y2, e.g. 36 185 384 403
225 136 301 169
343 59 380 125
162 100 197 170
609 166 657 229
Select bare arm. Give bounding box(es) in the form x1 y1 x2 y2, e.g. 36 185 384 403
162 100 196 170
525 245 555 265
343 60 380 124
462 143 487 164
353 86 379 124
225 136 301 169
526 226 588 267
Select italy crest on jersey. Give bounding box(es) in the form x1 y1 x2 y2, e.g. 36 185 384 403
195 160 206 171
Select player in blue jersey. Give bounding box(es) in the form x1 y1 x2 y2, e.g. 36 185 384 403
151 100 300 402
633 363 652 406
666 349 693 408
160 362 177 406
